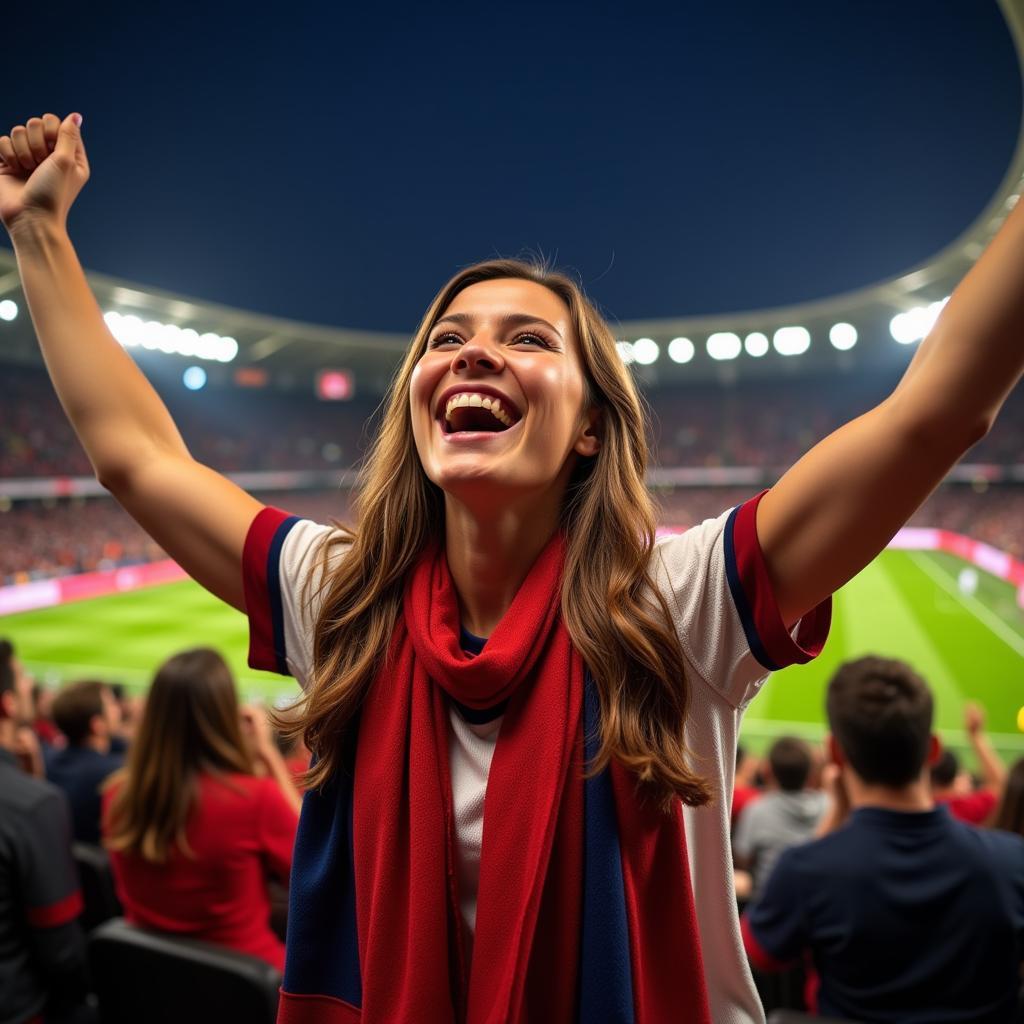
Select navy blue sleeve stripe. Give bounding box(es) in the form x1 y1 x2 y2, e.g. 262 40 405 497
268 515 302 676
723 504 780 672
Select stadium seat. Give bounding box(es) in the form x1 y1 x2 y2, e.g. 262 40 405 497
751 965 807 1015
71 842 122 931
89 918 281 1024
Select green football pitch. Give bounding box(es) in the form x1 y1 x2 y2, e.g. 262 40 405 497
3 549 1023 764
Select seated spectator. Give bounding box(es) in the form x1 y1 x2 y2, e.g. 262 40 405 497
32 682 63 748
742 656 1024 1024
733 736 826 901
0 646 91 1024
930 702 1006 825
731 743 762 827
102 648 300 970
0 639 45 779
108 682 144 750
993 757 1024 838
46 680 125 844
272 703 312 791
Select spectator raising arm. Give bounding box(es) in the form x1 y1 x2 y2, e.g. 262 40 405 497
0 112 262 612
964 701 1007 793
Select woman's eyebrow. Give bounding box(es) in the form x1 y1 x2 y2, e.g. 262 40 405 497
432 311 563 339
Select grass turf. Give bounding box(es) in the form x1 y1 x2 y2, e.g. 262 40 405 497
3 549 1023 763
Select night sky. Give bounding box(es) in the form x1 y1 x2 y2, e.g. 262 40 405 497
2 1 1020 333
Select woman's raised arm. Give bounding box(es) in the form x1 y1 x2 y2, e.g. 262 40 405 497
0 113 262 612
757 190 1024 626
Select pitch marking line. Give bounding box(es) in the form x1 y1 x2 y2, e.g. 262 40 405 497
907 551 1024 660
739 717 1024 750
22 658 287 692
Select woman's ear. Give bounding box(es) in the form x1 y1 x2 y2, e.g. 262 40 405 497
574 407 602 457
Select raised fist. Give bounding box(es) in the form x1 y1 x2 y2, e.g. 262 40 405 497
0 112 89 238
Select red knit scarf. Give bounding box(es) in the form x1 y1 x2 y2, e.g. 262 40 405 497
350 533 712 1023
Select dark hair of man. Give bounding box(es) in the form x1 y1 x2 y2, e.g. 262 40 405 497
929 749 959 788
768 736 812 792
993 757 1024 838
52 680 107 746
825 656 933 787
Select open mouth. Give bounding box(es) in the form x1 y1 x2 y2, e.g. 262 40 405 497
439 391 523 435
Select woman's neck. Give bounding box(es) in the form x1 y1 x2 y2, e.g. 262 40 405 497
444 492 561 637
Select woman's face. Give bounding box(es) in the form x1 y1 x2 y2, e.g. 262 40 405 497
410 278 599 504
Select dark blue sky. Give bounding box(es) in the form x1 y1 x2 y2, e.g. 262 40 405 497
3 1 1020 332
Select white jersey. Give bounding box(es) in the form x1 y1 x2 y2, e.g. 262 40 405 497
242 494 831 1024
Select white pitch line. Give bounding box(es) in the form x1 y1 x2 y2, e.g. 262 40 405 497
907 551 1024 660
739 718 1024 750
22 658 289 692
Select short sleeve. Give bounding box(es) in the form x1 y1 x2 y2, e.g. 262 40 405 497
22 787 84 929
741 848 807 970
242 507 345 686
256 780 300 882
652 490 831 708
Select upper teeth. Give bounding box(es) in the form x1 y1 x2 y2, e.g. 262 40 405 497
444 392 515 428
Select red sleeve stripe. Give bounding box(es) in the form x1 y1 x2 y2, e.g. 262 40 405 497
724 491 831 671
243 507 299 675
740 913 796 974
27 888 83 928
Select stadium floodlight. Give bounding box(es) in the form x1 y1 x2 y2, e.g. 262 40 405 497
773 326 811 356
829 322 858 351
177 327 200 357
182 366 207 390
616 340 636 364
217 336 239 362
102 310 239 362
668 337 695 364
744 332 769 357
157 322 181 354
0 299 17 322
706 332 742 361
631 337 659 365
142 321 163 350
114 313 143 347
889 297 948 345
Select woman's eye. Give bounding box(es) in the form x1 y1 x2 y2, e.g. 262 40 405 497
429 333 461 348
513 333 550 348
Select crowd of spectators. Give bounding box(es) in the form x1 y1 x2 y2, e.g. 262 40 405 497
732 662 1023 1022
7 483 1024 587
5 364 1024 481
3 637 1022 1021
0 639 307 1023
7 361 1024 585
1 364 378 477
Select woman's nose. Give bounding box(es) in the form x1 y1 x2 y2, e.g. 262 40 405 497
452 335 504 373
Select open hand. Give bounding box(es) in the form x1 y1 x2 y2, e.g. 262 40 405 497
964 701 984 736
0 112 89 239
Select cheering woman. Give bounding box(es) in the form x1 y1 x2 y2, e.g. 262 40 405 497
2 112 1023 1024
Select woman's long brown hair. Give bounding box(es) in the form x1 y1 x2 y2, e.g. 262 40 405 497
296 258 711 810
104 648 254 861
